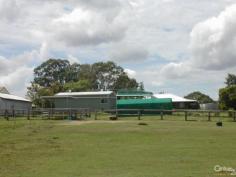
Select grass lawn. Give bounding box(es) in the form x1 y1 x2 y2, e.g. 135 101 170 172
0 118 236 177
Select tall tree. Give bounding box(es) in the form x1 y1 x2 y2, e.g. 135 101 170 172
185 91 214 104
225 73 236 87
219 86 236 110
65 63 80 83
63 80 93 92
34 59 70 87
113 73 139 90
92 61 124 90
219 73 236 110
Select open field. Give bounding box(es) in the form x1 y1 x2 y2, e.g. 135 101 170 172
0 118 236 177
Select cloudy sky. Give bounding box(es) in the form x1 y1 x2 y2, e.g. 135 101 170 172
1 0 236 99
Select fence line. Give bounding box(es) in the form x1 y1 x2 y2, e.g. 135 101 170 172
0 108 235 122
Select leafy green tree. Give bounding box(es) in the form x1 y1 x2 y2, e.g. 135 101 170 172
92 61 124 90
65 63 80 83
219 86 236 110
219 73 236 110
78 64 97 89
113 73 139 90
184 91 214 104
26 83 42 107
27 83 54 107
63 80 93 92
225 73 236 87
34 59 70 87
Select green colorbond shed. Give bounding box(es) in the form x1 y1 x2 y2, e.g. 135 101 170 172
117 98 173 114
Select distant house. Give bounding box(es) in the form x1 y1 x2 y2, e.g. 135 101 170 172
0 92 32 111
153 93 199 109
0 87 10 94
43 91 116 110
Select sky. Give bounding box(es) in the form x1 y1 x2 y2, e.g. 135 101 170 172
1 0 236 100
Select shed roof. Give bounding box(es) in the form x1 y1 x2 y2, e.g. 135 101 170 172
153 93 196 102
0 93 31 102
55 91 113 97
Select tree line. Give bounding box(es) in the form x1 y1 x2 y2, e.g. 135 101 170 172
27 58 236 110
27 59 141 107
184 73 236 110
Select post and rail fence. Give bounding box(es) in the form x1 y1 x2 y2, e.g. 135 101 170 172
0 108 236 122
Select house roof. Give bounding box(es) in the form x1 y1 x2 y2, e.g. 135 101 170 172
0 93 31 102
55 91 114 97
153 93 197 102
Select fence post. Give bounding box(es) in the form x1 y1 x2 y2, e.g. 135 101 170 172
161 111 163 120
138 110 141 120
185 111 188 121
4 110 9 121
27 109 30 120
95 110 97 120
208 112 211 121
115 109 118 118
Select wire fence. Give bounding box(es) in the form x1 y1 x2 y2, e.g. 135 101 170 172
0 108 236 122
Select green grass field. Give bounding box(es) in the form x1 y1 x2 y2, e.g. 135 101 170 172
0 118 236 177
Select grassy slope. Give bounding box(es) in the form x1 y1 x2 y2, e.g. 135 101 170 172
0 119 236 177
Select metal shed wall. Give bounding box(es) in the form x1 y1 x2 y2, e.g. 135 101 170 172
0 98 31 111
54 94 116 110
117 98 173 114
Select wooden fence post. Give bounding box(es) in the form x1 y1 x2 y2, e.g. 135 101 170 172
208 112 211 121
138 110 141 120
115 109 118 118
233 112 236 122
4 110 9 121
95 110 97 120
185 111 188 121
27 109 30 120
161 111 163 120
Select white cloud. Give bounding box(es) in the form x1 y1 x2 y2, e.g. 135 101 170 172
124 68 137 78
0 0 22 22
190 4 236 70
51 4 128 46
0 67 33 97
109 43 149 62
0 0 236 99
67 54 80 64
0 44 47 96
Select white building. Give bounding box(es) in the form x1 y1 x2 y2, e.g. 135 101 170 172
153 93 199 109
